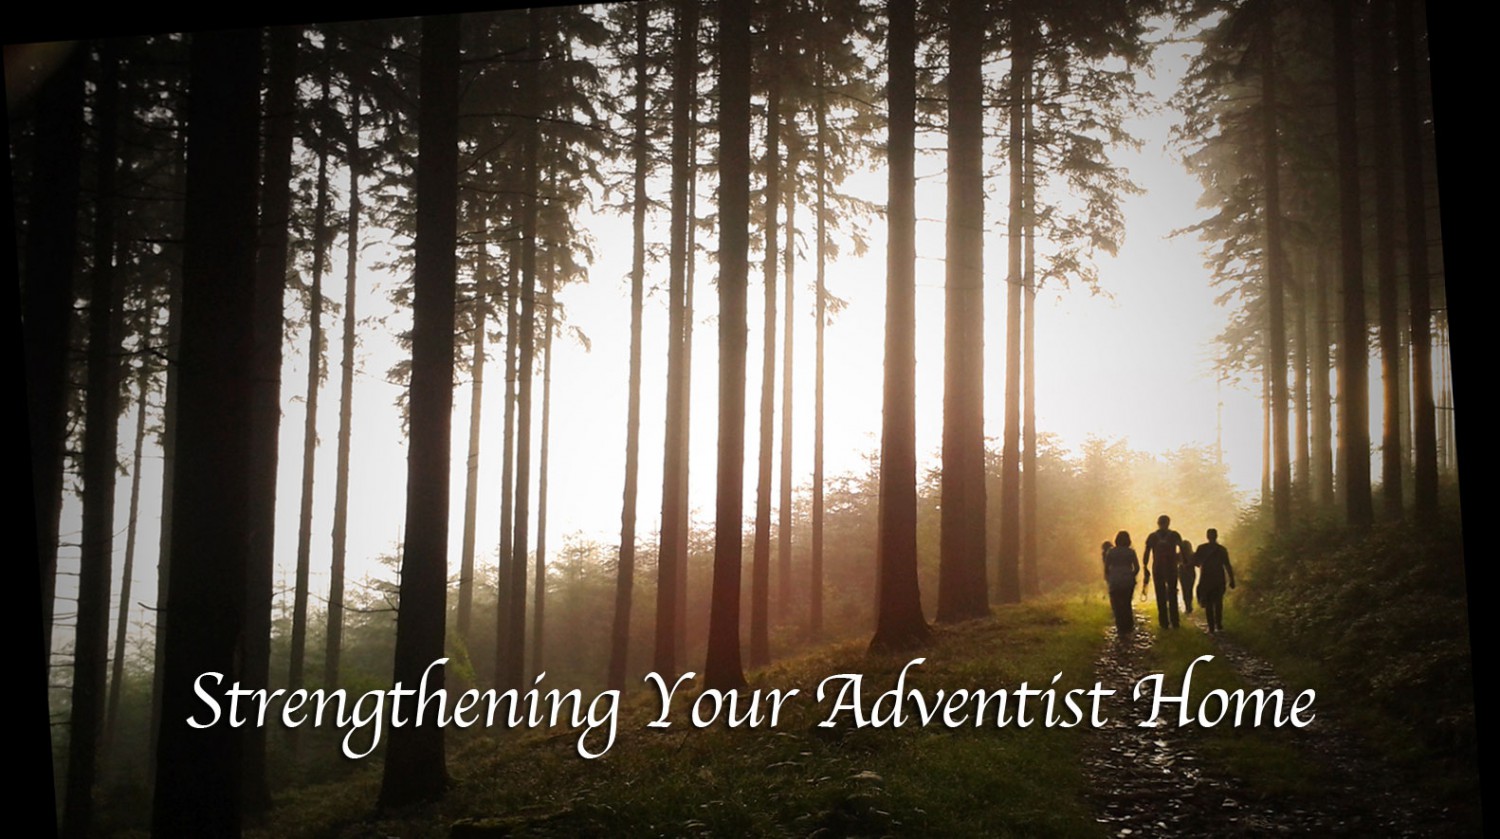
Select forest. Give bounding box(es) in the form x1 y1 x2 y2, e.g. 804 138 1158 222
12 0 1476 835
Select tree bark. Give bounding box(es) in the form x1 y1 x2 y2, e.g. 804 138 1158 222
495 256 519 687
998 11 1027 605
152 29 261 835
289 53 333 714
1332 0 1373 528
377 14 460 809
22 44 83 681
938 0 990 622
656 0 697 678
1369 0 1403 519
1396 0 1437 515
611 1 649 691
244 26 297 809
778 142 796 626
703 0 751 692
811 26 828 640
1021 61 1038 598
500 8 544 692
1292 250 1310 504
457 296 486 648
533 161 559 678
149 141 185 791
870 0 931 653
1310 244 1334 506
1261 11 1291 531
1261 356 1271 503
64 43 121 839
104 365 151 762
676 115 697 665
751 27 781 669
326 91 361 689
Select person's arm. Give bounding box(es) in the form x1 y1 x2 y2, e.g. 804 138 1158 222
1225 548 1236 589
1142 536 1152 585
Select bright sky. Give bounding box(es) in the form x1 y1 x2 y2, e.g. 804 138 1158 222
52 15 1414 661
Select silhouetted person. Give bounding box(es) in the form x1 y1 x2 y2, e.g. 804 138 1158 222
1178 539 1197 614
1195 528 1236 633
1143 514 1182 628
1103 532 1139 637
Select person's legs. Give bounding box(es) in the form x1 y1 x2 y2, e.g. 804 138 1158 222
1203 591 1223 632
1153 573 1173 627
1180 570 1195 612
1165 574 1180 627
1109 586 1133 635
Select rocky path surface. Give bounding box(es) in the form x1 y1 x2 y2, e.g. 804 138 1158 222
1083 604 1460 837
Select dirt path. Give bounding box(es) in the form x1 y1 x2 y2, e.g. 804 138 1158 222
1082 603 1457 837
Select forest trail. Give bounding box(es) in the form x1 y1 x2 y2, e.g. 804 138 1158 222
1082 602 1458 837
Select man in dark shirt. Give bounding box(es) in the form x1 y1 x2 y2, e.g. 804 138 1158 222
1143 514 1181 629
1195 528 1236 633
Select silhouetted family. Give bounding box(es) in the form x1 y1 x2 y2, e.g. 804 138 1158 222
1102 515 1235 636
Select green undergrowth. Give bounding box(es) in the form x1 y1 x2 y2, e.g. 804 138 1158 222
1242 514 1474 761
1228 504 1479 826
257 598 1113 838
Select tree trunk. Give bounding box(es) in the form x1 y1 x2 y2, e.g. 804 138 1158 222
676 119 696 665
457 163 492 654
289 56 333 719
1332 0 1373 528
1261 13 1291 531
811 30 828 640
495 256 519 687
1398 314 1412 506
533 162 559 678
501 8 544 692
751 29 781 669
1369 0 1403 519
64 44 121 838
152 30 261 835
377 13 459 809
457 301 486 648
1021 61 1038 598
1261 358 1271 503
1292 251 1310 504
656 0 697 678
23 44 83 683
244 26 297 809
611 2 649 691
1434 321 1446 477
870 0 931 653
149 142 185 790
998 11 1027 605
1396 0 1437 515
1310 244 1334 506
938 0 990 623
703 0 751 692
326 92 361 689
104 365 151 761
778 142 796 626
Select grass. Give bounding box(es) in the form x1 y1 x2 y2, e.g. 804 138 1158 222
256 598 1115 838
1142 612 1327 800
